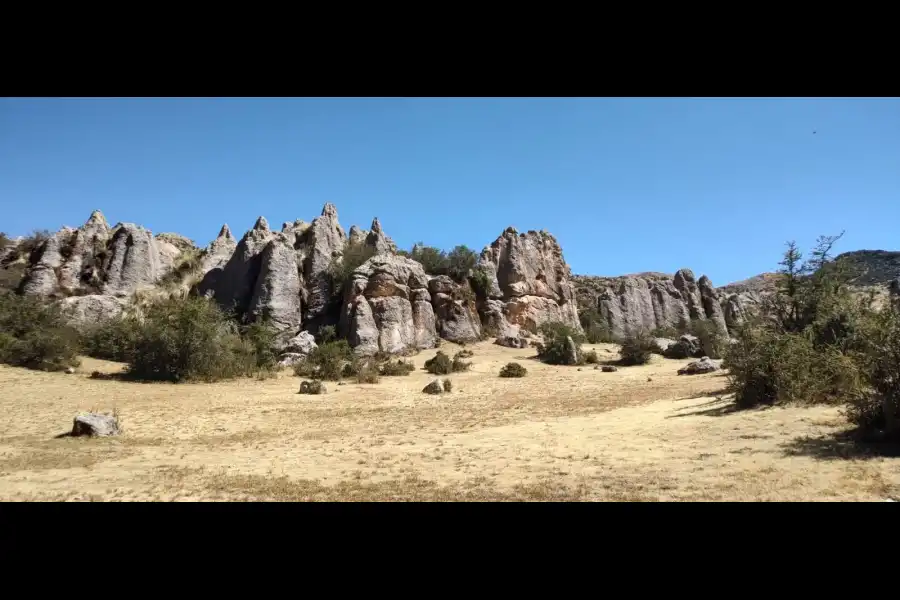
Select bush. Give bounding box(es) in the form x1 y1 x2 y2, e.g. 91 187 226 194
443 379 452 392
618 331 655 366
499 362 527 378
469 267 493 299
649 325 682 339
687 320 728 360
425 350 471 375
403 244 449 276
725 326 862 409
580 309 617 344
379 359 415 376
447 245 477 283
294 339 353 381
124 297 272 382
0 293 80 372
536 321 584 365
240 320 280 372
584 349 599 364
456 348 474 359
81 317 139 362
356 361 381 384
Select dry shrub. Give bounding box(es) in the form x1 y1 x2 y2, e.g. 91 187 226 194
426 351 471 375
442 379 452 392
379 359 415 376
499 362 527 378
618 331 655 366
584 349 599 364
294 339 352 381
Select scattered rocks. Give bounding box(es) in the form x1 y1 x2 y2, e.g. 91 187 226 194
495 335 528 349
678 356 721 375
71 413 120 437
298 380 327 394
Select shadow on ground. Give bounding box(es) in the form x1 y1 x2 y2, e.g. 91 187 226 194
781 430 900 460
666 394 746 419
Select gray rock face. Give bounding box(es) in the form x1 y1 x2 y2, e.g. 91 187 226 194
103 223 170 297
71 413 120 437
339 254 438 356
723 291 762 329
247 236 303 342
428 276 481 343
20 230 67 297
364 218 397 255
60 295 126 328
348 225 367 247
652 337 676 354
477 227 581 334
575 269 736 339
678 356 721 375
197 224 238 289
303 203 346 325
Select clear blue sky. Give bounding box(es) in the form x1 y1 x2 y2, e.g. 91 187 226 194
2 97 898 285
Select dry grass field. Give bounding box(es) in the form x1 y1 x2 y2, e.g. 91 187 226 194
1 340 898 501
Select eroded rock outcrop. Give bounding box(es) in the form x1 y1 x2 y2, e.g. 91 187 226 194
339 254 437 356
103 223 172 297
60 295 126 328
476 227 581 335
364 218 397 255
428 275 481 343
302 204 346 327
575 269 734 339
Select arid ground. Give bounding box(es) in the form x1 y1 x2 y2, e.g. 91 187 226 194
1 340 898 501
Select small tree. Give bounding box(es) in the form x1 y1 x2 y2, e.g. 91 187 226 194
328 242 375 296
447 245 477 283
619 330 655 366
0 293 80 372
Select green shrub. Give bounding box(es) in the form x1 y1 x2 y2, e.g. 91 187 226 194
536 322 584 365
687 320 728 360
618 331 655 366
443 378 452 392
404 244 450 276
240 320 280 372
580 309 617 343
356 361 381 384
0 293 80 372
447 245 477 283
294 339 353 381
123 296 272 382
584 349 599 364
81 317 139 362
499 362 527 378
425 351 453 375
456 348 474 359
724 326 862 409
469 268 493 299
379 359 415 376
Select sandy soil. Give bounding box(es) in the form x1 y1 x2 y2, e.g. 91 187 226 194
1 340 897 501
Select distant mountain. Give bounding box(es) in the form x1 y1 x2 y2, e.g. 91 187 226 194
836 250 900 287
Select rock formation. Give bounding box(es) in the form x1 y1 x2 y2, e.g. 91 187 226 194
60 295 126 328
339 254 437 356
428 275 481 343
476 227 581 335
575 269 735 338
364 218 397 255
302 203 346 328
103 223 172 297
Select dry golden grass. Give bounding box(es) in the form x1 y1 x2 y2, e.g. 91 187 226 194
1 340 898 501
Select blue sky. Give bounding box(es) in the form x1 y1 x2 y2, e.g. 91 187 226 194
2 97 898 285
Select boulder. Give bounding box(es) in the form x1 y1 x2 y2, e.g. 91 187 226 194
476 227 581 334
677 356 721 375
71 413 120 437
422 378 447 394
664 334 702 359
652 337 676 354
495 335 528 349
601 365 618 372
339 254 437 356
298 380 327 395
60 295 126 328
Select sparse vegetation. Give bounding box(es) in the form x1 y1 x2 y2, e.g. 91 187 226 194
295 339 353 381
0 293 80 372
379 359 415 376
122 296 276 382
536 321 584 365
81 316 139 362
447 245 477 283
580 309 617 343
618 330 656 366
442 379 452 392
469 267 493 299
424 350 472 375
499 362 527 377
328 242 375 296
584 349 599 364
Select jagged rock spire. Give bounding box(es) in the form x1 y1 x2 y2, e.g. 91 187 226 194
253 216 269 232
218 224 233 240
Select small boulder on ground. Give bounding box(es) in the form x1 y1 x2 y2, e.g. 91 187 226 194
71 413 120 437
423 378 448 394
652 338 676 354
664 334 702 359
678 356 720 375
495 335 528 349
298 380 327 394
601 365 618 372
